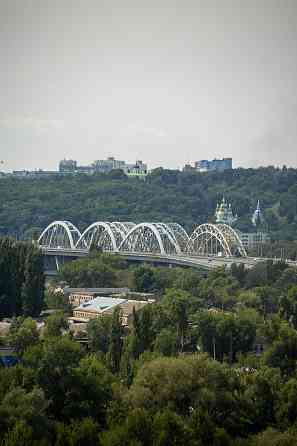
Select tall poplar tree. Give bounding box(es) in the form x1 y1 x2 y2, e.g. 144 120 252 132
107 307 123 374
21 246 44 317
0 238 17 317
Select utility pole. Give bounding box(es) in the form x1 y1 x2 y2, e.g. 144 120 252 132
229 331 233 364
213 336 216 361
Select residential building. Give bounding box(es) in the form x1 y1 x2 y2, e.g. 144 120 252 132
92 157 148 177
92 157 126 173
124 160 148 178
182 164 195 172
9 157 148 179
195 158 233 172
238 231 270 249
58 157 148 176
59 159 77 172
59 159 94 175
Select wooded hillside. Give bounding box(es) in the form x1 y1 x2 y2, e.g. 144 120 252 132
0 166 296 240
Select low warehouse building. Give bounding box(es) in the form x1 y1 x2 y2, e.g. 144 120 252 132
67 287 131 306
71 296 150 326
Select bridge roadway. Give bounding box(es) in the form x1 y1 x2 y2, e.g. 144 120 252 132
42 247 265 271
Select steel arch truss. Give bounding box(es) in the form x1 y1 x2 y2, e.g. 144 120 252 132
76 221 136 251
164 223 190 253
119 222 183 255
38 220 247 258
38 221 82 249
216 224 247 257
187 223 247 257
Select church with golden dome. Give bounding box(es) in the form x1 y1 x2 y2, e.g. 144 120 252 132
214 197 238 226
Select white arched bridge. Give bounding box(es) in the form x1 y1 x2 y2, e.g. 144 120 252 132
37 220 266 273
38 220 248 256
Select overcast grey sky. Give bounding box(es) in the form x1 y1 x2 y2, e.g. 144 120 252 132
1 0 297 171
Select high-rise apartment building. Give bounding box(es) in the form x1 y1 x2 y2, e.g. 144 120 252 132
59 159 77 172
195 158 232 172
58 157 148 178
92 157 126 173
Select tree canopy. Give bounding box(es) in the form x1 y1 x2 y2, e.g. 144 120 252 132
2 246 297 443
1 166 297 242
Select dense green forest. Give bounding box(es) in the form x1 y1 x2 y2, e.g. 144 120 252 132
2 250 297 444
1 166 297 240
0 238 44 318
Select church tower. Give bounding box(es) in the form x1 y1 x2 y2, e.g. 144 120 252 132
252 200 265 228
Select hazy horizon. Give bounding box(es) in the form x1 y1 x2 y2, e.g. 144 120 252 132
1 0 297 172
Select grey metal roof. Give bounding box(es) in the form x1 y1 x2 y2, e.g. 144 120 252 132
75 296 128 313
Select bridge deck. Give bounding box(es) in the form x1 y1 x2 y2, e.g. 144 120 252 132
41 247 272 272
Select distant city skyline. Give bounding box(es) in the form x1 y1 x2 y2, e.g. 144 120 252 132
1 1 297 172
2 153 297 173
